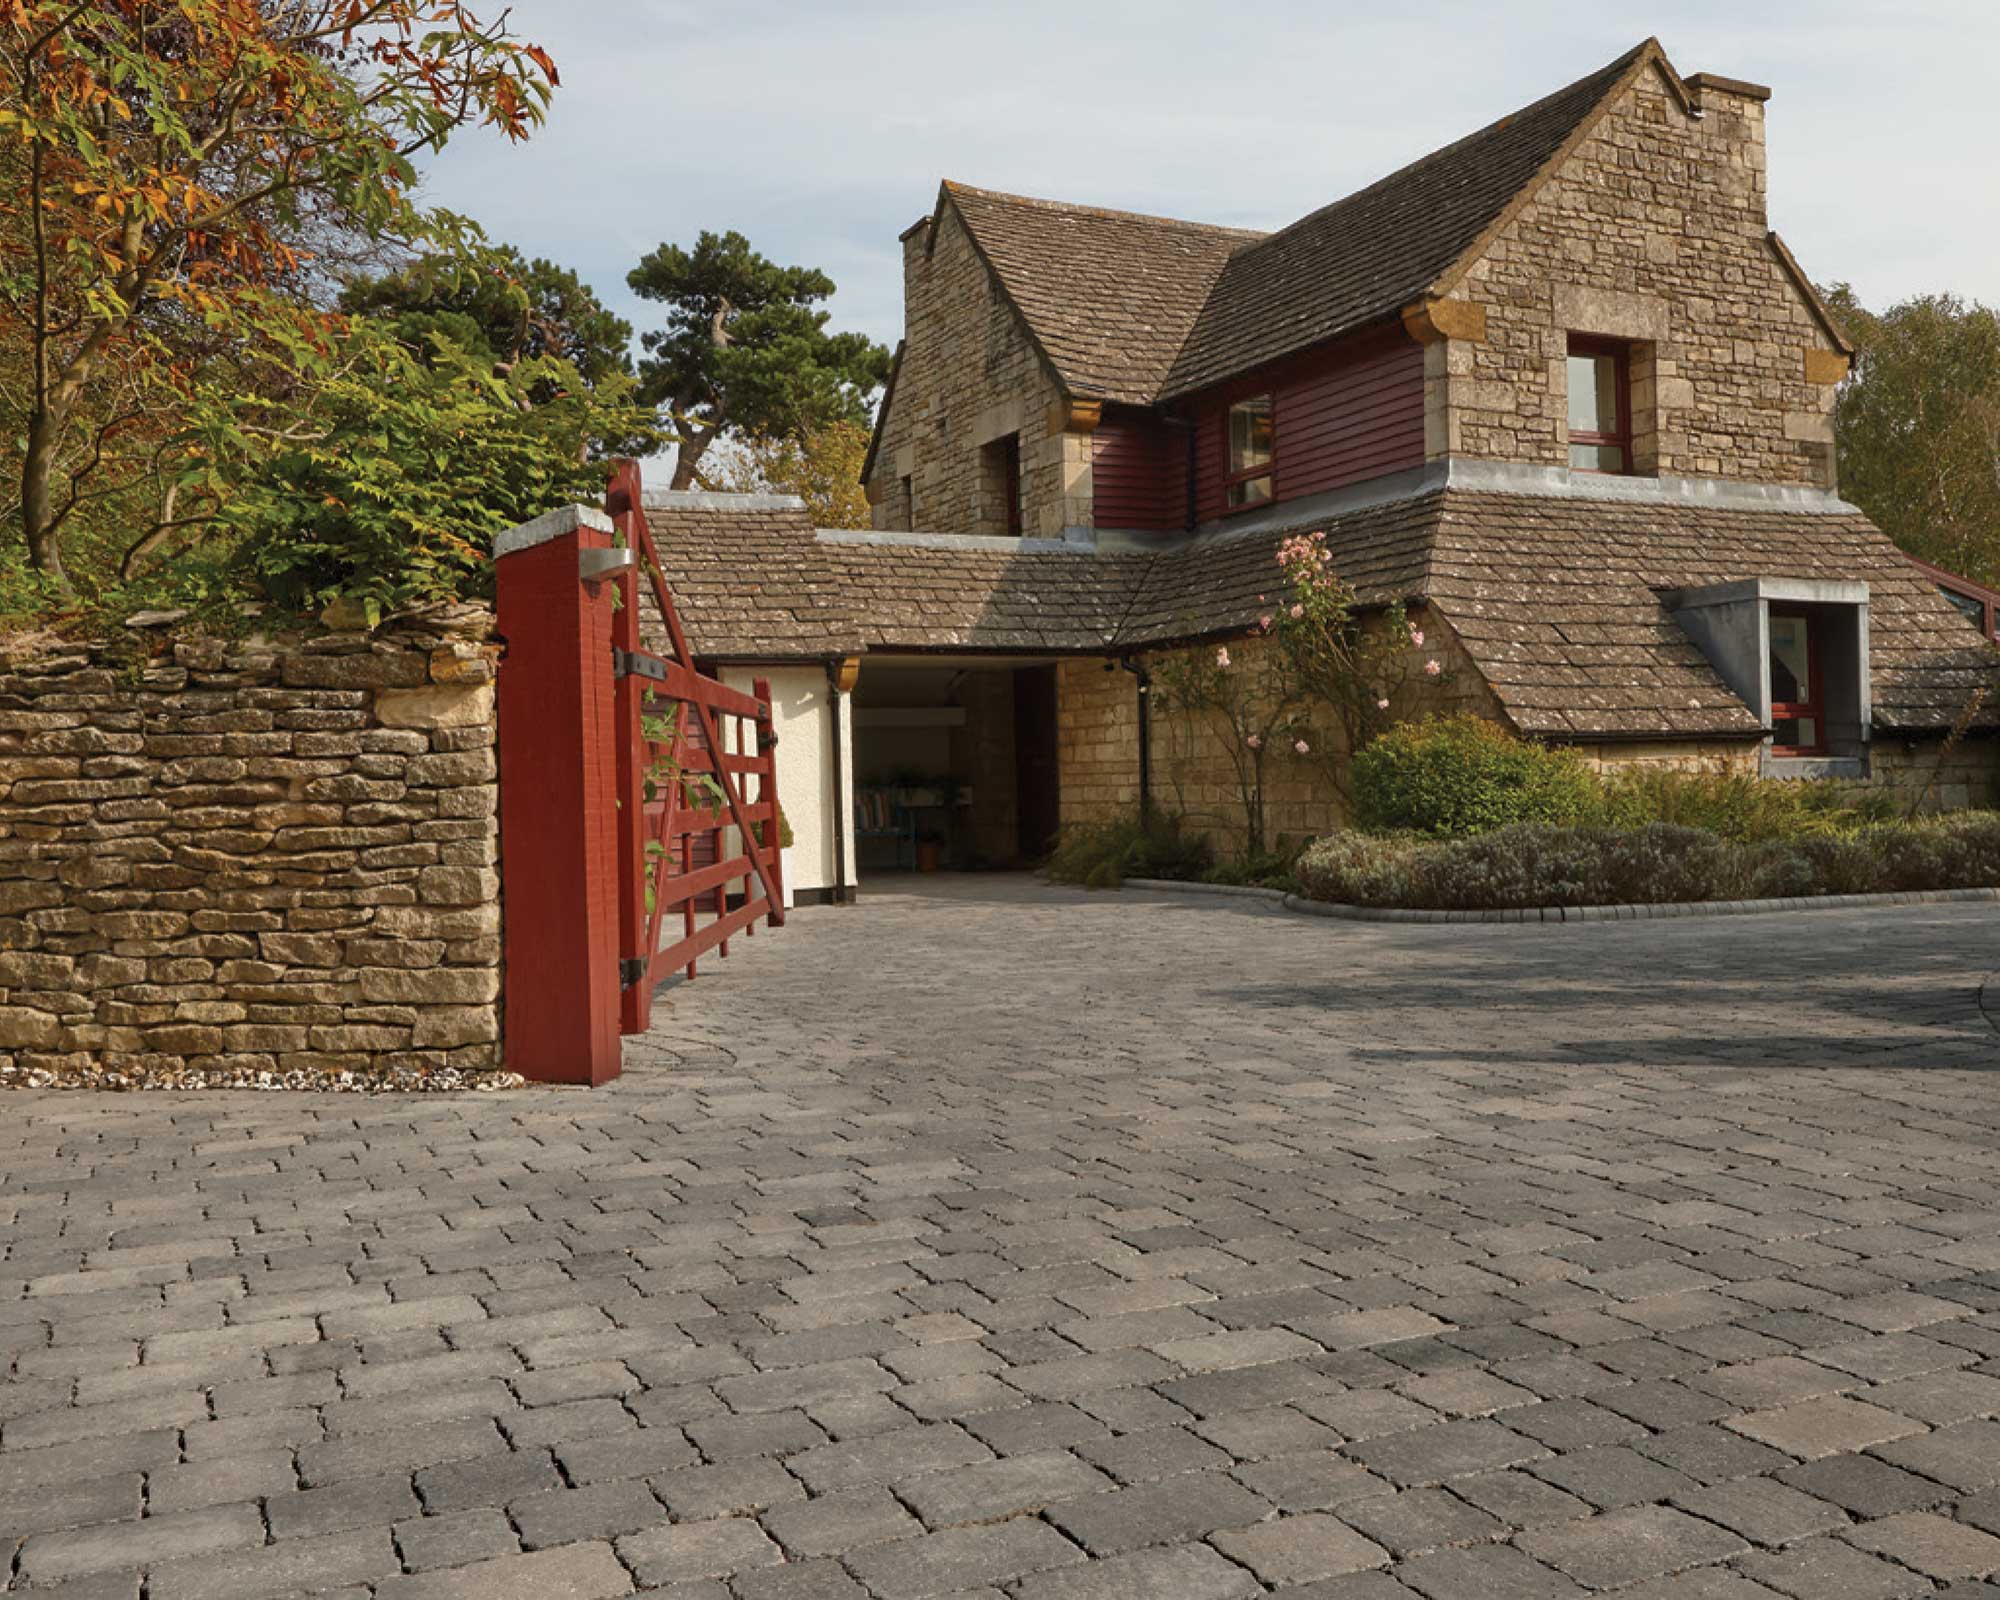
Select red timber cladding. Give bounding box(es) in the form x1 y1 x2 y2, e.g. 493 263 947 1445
1190 326 1426 524
1091 406 1185 532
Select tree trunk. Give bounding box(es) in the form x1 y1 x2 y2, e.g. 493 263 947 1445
19 412 71 597
669 422 713 491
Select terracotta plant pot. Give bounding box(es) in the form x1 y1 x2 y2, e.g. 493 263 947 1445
915 840 942 872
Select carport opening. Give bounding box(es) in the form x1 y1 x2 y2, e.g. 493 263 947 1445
851 658 1059 872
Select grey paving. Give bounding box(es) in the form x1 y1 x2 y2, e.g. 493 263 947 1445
4 874 2000 1597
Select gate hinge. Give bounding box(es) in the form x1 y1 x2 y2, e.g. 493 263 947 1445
619 957 645 989
612 647 668 684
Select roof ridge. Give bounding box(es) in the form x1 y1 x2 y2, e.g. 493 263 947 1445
941 181 1267 242
1236 40 1653 266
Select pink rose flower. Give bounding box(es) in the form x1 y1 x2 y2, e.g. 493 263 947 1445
1215 646 1231 668
1289 603 1304 619
1259 614 1273 631
1294 739 1310 754
1377 697 1390 710
1409 627 1424 647
1246 733 1262 750
1423 658 1442 676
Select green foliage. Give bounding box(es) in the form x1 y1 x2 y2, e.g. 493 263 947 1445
1823 285 2000 586
4 1 557 592
343 246 632 385
1352 715 1605 837
1295 813 2000 910
1045 812 1214 889
627 230 891 489
1597 766 1895 842
218 324 658 616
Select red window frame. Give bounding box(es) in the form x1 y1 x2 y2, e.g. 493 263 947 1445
1223 393 1275 513
1566 336 1632 476
1768 606 1827 757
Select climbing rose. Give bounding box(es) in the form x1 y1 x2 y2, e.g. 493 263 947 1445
1259 614 1272 631
1215 646 1231 668
1289 603 1304 619
1423 658 1442 676
1377 697 1390 710
1246 733 1262 749
1409 627 1425 646
1294 739 1310 754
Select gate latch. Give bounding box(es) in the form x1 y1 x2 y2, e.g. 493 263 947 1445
619 957 645 989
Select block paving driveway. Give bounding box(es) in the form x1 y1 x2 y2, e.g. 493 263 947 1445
6 876 2000 1599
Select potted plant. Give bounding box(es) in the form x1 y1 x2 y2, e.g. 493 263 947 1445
915 828 944 873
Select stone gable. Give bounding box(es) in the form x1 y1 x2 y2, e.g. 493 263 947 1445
865 203 1087 536
1437 63 1846 486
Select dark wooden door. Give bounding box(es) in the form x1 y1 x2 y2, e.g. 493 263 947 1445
1013 665 1061 860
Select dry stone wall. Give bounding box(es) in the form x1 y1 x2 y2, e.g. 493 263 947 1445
0 608 507 1089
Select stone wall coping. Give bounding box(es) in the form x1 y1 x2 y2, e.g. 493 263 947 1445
494 504 613 560
644 490 807 513
1119 876 2000 925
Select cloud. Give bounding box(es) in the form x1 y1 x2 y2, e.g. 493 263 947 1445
418 0 2000 360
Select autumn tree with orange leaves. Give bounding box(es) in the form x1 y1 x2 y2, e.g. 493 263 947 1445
0 1 558 596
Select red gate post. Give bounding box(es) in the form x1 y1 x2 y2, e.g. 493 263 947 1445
494 505 628 1086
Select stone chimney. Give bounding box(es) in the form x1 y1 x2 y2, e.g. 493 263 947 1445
1685 71 1772 226
899 213 933 331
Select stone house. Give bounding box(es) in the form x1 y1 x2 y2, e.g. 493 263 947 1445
657 39 2000 889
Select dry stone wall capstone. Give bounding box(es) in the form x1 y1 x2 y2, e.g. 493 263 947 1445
0 607 509 1089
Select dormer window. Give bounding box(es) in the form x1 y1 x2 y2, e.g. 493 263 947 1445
1768 608 1826 755
1566 337 1631 474
1225 395 1275 510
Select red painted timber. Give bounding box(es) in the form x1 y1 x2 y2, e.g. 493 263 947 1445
1188 328 1426 523
494 509 624 1086
1092 407 1186 532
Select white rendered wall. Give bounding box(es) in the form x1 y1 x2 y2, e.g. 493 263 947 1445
719 666 856 897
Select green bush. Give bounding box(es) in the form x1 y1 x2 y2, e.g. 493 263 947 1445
1352 715 1605 837
1045 811 1213 888
1598 766 1894 842
1294 815 2000 911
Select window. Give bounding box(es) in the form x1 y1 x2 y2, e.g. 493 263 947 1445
1768 608 1826 755
1225 394 1274 511
1566 337 1631 474
898 474 914 532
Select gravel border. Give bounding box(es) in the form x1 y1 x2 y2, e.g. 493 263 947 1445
1121 877 2000 924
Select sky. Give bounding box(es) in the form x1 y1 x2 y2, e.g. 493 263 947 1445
418 0 2000 362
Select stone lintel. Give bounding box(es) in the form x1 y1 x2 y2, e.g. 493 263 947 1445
1047 396 1104 435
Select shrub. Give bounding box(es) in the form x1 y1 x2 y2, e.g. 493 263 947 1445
1295 815 2000 910
1352 716 1605 837
1045 811 1213 888
1599 767 1892 842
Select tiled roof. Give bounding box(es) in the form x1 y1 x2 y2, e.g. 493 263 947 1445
942 185 1259 407
942 43 1652 405
1162 46 1649 397
643 494 1148 659
645 489 2000 740
1423 494 2000 738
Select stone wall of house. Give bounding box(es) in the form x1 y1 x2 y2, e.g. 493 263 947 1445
1057 612 1500 846
1870 736 2000 813
1434 66 1845 487
1579 742 1761 779
0 611 504 1087
866 205 1089 537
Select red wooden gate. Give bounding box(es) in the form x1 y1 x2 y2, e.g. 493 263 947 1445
494 461 784 1085
605 460 783 1037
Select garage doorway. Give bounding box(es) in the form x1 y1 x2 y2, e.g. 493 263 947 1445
850 657 1059 873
